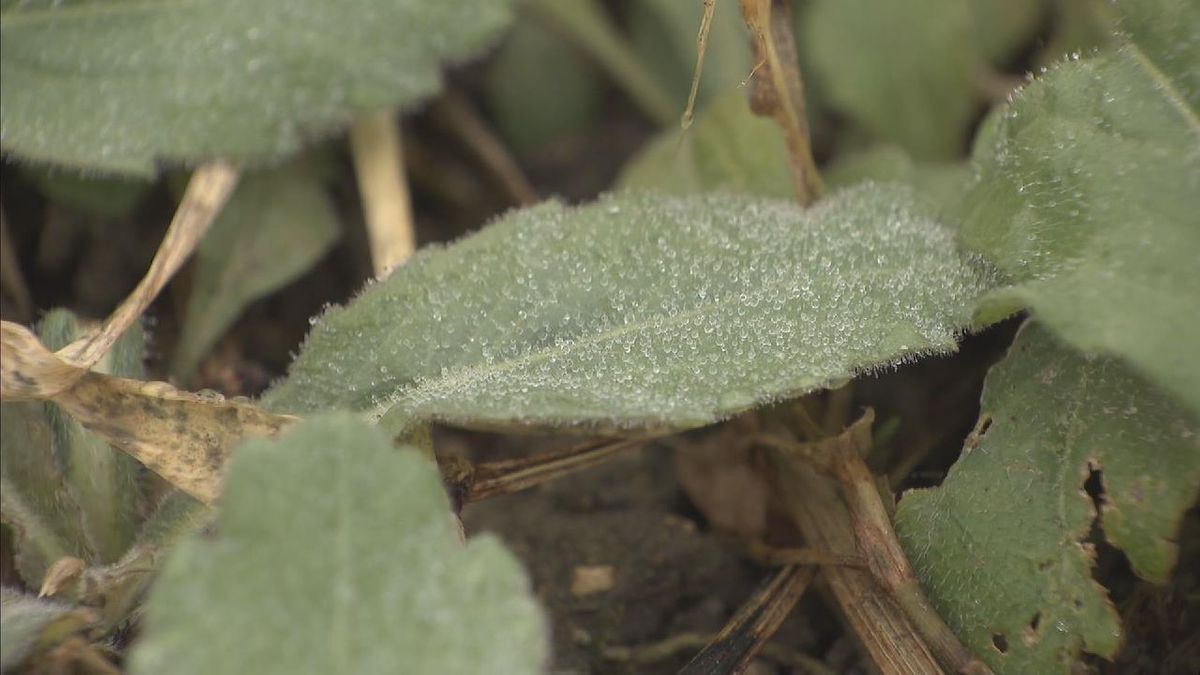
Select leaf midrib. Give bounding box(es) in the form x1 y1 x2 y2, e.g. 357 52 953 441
373 258 956 421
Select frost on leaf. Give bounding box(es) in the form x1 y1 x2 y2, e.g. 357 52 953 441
895 322 1200 674
264 185 996 432
960 0 1200 414
126 414 547 675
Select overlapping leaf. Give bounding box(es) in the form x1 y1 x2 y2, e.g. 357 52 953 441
265 185 996 431
0 0 513 174
0 311 145 585
0 589 95 672
801 0 980 158
960 0 1200 413
172 163 340 380
618 91 793 198
127 414 546 675
895 322 1200 673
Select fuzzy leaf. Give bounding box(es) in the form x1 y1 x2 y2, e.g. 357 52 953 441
0 401 86 586
0 588 93 671
126 414 546 675
895 322 1200 673
617 91 793 198
172 164 339 380
265 185 996 431
960 0 1200 413
825 144 972 219
801 0 980 158
37 310 144 564
0 0 513 174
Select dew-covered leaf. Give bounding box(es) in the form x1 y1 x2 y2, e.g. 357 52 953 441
172 164 339 380
126 414 547 675
265 185 996 432
0 588 95 672
617 91 793 198
960 0 1200 413
486 15 603 156
0 0 513 174
895 322 1200 673
801 0 980 159
825 144 972 219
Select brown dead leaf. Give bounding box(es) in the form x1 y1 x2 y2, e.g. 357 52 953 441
674 419 772 540
2 321 295 504
39 557 85 598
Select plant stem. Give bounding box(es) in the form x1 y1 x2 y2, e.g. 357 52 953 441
739 0 824 205
443 436 653 505
58 162 239 371
349 109 416 277
679 564 816 674
766 411 991 674
527 0 677 127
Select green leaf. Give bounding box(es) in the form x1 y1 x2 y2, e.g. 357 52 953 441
0 588 92 671
627 0 752 109
0 0 513 174
486 15 603 155
264 185 996 431
824 144 972 219
172 163 340 380
895 322 1200 673
126 414 546 675
617 91 793 197
0 311 148 582
801 0 980 159
960 0 1200 413
38 310 144 564
0 401 86 586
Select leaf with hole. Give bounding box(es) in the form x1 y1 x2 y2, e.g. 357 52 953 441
895 322 1200 673
0 0 513 174
126 414 547 675
264 185 996 432
960 0 1200 414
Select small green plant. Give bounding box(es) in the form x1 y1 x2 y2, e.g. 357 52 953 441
0 0 1196 673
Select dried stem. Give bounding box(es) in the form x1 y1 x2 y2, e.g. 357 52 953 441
58 162 239 370
681 0 717 131
349 109 416 277
679 564 816 675
434 91 539 207
444 436 653 505
739 0 824 205
766 411 990 674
